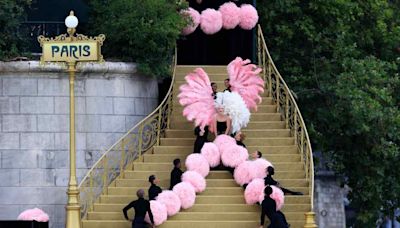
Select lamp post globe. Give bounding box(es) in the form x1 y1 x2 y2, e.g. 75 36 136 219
65 11 79 29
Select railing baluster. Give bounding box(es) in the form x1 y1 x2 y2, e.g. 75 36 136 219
268 61 272 97
294 111 298 141
156 107 162 146
138 125 144 161
119 139 126 178
89 173 94 212
102 157 108 194
276 74 280 112
285 89 289 128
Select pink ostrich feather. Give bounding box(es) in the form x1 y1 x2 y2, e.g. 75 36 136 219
227 57 264 111
185 153 210 177
145 200 168 226
200 142 221 167
244 178 265 205
178 68 216 132
156 190 181 217
234 160 254 186
219 2 241 29
239 4 259 30
181 7 201 35
172 182 196 209
251 158 273 180
182 171 207 193
17 208 49 222
221 144 249 168
200 9 223 35
213 134 236 151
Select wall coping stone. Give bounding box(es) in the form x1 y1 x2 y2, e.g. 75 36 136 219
0 61 138 75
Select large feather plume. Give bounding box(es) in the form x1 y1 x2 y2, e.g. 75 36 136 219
178 68 216 132
215 91 250 133
227 57 264 111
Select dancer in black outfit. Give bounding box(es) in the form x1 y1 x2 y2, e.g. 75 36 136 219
123 189 155 228
224 78 232 92
194 126 209 153
148 175 162 200
169 159 183 190
260 186 289 228
234 131 246 148
264 166 303 195
211 82 218 99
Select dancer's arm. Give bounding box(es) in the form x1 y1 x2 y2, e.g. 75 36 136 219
225 118 232 135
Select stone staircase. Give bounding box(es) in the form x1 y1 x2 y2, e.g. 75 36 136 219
82 65 311 228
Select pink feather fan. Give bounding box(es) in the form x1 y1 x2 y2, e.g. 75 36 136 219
200 9 223 35
17 208 49 222
201 142 221 167
178 68 216 132
251 158 273 179
221 143 249 168
219 2 241 29
185 153 210 177
182 171 207 193
156 190 181 216
244 178 265 204
145 200 168 226
181 7 201 35
227 57 264 111
234 160 253 186
239 4 259 30
172 182 196 209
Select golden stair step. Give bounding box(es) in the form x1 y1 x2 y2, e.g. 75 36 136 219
108 187 244 196
160 137 294 146
170 121 286 130
170 112 280 122
175 65 228 74
165 129 291 138
122 170 232 179
99 195 311 204
142 153 301 163
133 162 304 172
174 104 278 114
153 145 298 154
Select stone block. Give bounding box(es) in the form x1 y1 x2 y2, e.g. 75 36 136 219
0 97 19 114
38 78 68 96
86 78 124 96
0 133 19 149
124 79 158 98
39 150 68 169
20 97 54 114
125 116 144 130
76 115 101 133
0 205 20 219
86 133 121 150
54 168 88 186
101 115 126 132
54 97 86 114
0 169 20 186
2 150 39 168
86 97 113 114
135 98 157 115
20 169 56 186
38 115 69 132
113 98 135 115
3 78 37 96
2 115 37 132
54 133 86 150
20 133 54 150
0 187 66 204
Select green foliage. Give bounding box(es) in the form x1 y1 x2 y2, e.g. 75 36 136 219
88 0 187 77
0 0 30 59
257 0 400 225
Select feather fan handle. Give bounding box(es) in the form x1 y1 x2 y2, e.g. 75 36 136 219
227 57 265 111
178 68 216 132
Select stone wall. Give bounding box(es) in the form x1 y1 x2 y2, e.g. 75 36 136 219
314 176 346 228
0 61 159 228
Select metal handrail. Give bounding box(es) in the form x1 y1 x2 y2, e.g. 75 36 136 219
78 48 177 218
257 25 314 210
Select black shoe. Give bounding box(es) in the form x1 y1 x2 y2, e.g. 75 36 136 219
292 191 303 195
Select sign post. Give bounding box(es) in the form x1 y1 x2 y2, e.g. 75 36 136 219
38 11 105 228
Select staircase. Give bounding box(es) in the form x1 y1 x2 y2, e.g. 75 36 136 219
81 65 311 228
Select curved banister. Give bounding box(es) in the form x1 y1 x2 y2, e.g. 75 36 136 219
257 25 315 211
78 48 177 218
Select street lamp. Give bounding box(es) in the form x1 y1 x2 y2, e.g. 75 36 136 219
37 10 105 228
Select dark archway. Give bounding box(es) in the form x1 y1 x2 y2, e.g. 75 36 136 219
177 0 255 65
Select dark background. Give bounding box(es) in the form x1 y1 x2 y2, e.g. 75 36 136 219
177 0 256 65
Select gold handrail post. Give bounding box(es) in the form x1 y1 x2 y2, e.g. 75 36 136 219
119 139 126 178
276 74 280 112
102 158 108 194
268 61 272 97
89 173 94 212
294 111 298 141
156 107 163 146
285 89 289 128
138 125 144 161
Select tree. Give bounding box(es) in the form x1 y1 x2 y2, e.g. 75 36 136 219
0 0 30 59
257 0 400 225
87 0 187 77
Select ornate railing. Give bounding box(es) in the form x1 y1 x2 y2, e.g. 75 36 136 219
257 25 315 210
78 49 177 219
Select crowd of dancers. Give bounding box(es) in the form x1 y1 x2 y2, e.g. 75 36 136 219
122 57 302 228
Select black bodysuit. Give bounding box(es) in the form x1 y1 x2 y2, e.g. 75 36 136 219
216 121 227 135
